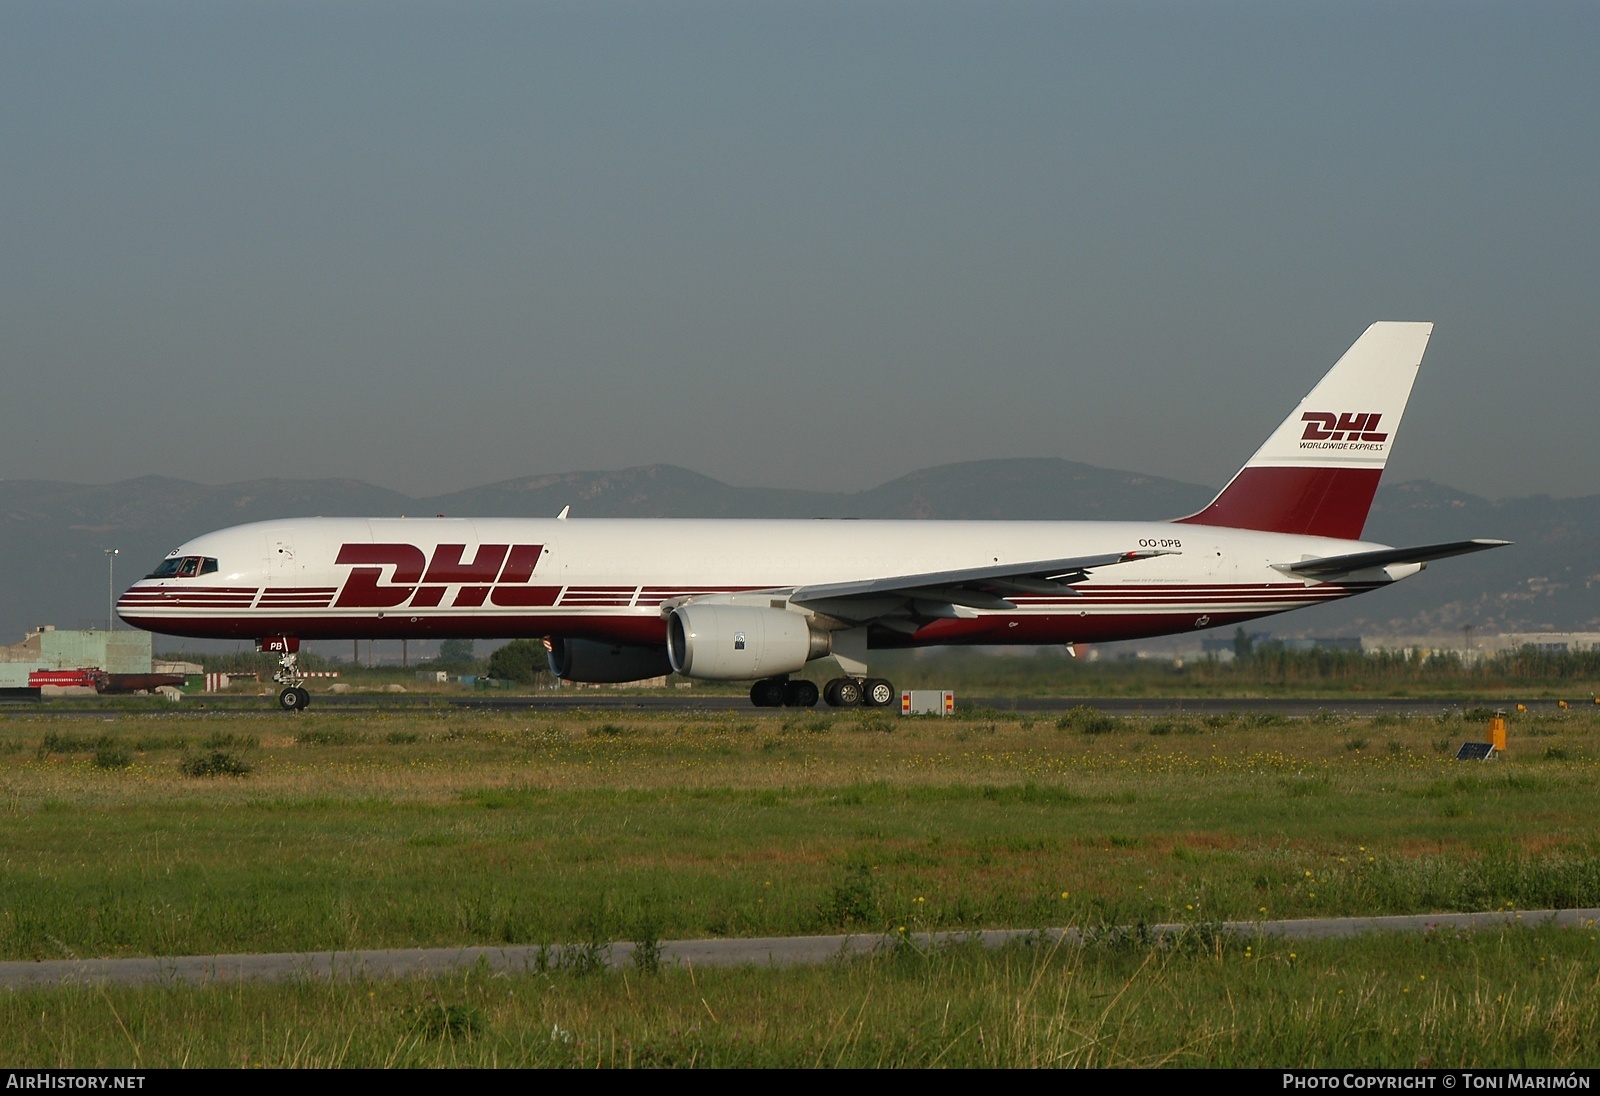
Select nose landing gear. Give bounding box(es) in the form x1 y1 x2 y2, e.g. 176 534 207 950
259 636 310 712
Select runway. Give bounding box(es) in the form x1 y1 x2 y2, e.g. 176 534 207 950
205 693 1597 718
2 908 1593 989
4 693 1573 718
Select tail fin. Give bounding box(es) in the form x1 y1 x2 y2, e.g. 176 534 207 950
1174 321 1433 540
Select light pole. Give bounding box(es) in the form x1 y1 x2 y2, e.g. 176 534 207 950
105 548 120 631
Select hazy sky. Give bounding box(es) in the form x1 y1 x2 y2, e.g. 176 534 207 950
3 2 1595 501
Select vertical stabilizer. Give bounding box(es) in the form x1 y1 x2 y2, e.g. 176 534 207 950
1174 322 1433 540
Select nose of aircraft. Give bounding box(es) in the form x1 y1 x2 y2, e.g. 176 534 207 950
116 578 164 627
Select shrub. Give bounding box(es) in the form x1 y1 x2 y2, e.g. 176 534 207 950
486 639 548 684
39 732 98 756
1057 706 1118 735
180 750 252 778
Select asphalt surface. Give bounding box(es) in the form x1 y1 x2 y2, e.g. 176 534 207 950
4 694 1581 717
317 694 1571 717
2 909 1593 989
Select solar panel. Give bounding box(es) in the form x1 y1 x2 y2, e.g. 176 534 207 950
1455 741 1497 761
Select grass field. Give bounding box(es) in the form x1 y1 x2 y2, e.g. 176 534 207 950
2 703 1598 1066
7 926 1599 1067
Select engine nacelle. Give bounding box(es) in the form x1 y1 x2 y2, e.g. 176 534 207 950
667 604 831 680
546 638 674 684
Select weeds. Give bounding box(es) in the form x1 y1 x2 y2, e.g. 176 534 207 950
631 925 664 976
408 998 485 1041
560 939 611 977
91 744 130 770
296 729 364 746
202 732 258 750
38 732 108 757
5 926 1600 1066
822 863 882 929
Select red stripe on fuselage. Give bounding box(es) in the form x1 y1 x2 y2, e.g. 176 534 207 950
118 580 1372 647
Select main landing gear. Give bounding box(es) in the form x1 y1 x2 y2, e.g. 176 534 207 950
748 676 896 708
259 636 310 712
749 678 819 708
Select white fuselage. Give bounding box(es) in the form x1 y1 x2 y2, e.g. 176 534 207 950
116 516 1408 651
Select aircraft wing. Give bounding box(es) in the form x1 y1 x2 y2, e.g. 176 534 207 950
789 549 1178 622
1277 538 1511 579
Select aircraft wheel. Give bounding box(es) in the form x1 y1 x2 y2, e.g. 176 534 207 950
278 686 310 712
750 679 787 708
783 680 819 708
831 678 863 707
864 678 895 708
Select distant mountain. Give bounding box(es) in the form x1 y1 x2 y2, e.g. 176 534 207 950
422 459 1215 522
2 461 1591 643
1348 481 1600 637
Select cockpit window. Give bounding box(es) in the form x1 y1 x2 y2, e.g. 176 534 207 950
145 556 219 579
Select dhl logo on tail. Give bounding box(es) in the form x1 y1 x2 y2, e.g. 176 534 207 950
1300 412 1387 443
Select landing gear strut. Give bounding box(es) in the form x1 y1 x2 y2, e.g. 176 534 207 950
822 677 896 708
259 636 310 713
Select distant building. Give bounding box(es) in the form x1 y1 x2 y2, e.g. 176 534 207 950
0 626 153 689
1371 633 1600 659
1278 637 1364 652
1200 632 1272 655
1198 634 1361 657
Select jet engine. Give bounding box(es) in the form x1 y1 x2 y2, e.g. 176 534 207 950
546 638 674 684
667 604 831 680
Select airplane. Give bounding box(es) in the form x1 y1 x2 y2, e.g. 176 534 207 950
117 321 1507 712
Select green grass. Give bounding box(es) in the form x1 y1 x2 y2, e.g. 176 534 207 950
5 705 1599 1067
1 707 1598 962
4 925 1598 1067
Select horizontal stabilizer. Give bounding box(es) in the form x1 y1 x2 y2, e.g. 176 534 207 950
1277 539 1511 578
